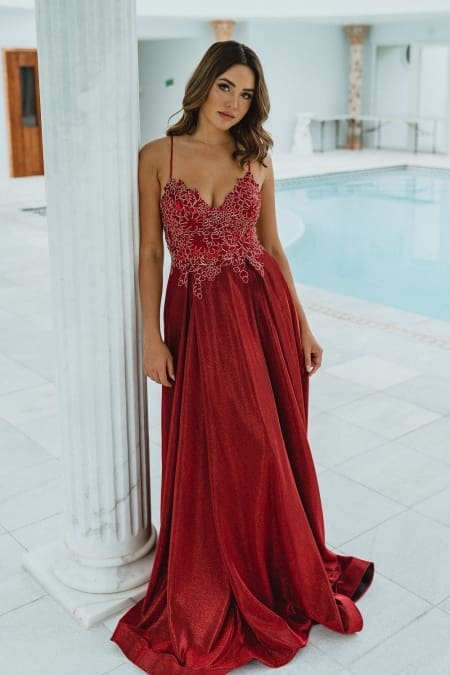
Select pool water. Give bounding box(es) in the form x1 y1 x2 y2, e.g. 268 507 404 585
277 166 450 322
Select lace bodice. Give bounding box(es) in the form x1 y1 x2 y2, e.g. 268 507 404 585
159 136 265 299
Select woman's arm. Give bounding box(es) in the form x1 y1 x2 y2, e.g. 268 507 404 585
255 154 323 375
138 141 175 386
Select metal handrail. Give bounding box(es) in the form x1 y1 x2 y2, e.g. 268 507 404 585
310 114 446 154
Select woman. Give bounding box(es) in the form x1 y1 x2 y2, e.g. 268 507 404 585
111 40 374 674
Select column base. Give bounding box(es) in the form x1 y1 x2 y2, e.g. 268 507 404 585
22 533 157 628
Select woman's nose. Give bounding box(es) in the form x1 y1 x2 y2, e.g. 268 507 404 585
227 92 239 109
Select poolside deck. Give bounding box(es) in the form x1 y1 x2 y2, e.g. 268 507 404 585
1 148 450 674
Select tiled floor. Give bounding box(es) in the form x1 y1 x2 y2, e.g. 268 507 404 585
1 148 450 674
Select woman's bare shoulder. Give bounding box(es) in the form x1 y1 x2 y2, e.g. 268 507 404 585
257 151 274 189
138 137 173 185
139 136 170 164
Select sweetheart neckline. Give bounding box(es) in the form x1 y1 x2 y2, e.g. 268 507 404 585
160 171 261 211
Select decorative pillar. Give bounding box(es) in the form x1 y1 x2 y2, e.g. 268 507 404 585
343 25 370 150
23 0 157 628
210 19 236 41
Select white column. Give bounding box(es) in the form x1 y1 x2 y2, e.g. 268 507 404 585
23 0 157 627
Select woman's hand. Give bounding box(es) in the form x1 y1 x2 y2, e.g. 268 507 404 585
143 338 176 387
301 326 323 376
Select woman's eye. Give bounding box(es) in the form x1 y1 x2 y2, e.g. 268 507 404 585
217 83 252 100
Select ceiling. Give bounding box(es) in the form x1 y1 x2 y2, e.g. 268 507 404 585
1 0 450 24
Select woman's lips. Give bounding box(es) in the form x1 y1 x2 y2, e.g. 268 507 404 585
218 111 235 120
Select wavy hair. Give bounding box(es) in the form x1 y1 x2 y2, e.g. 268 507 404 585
166 41 273 168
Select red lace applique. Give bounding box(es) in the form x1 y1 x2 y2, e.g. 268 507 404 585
160 172 265 299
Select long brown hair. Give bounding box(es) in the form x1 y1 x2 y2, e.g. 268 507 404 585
166 41 273 168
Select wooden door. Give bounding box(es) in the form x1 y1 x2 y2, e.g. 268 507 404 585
2 48 44 177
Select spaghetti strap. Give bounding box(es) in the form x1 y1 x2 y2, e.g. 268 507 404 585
169 135 174 179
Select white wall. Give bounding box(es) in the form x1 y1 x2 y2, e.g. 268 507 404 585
138 20 349 153
137 22 250 144
369 17 450 44
138 38 202 145
0 7 36 180
247 21 348 152
365 19 450 151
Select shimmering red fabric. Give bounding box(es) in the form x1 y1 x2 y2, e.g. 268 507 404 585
110 137 375 674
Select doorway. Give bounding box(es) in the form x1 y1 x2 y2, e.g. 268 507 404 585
2 48 44 177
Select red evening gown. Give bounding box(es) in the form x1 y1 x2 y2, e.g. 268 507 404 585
110 135 374 674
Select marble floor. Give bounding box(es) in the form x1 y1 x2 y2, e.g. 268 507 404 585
1 148 450 674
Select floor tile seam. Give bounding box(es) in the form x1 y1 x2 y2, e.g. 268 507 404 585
0 592 48 620
336 506 417 547
346 606 437 668
0 448 56 473
318 390 429 438
320 440 388 472
374 389 450 417
335 551 441 609
405 500 450 530
304 302 450 350
410 489 450 527
333 434 450 470
0 377 55 399
310 407 387 437
0 371 56 399
315 440 388 470
311 409 392 436
331 553 437 612
408 509 450 532
385 420 450 457
0 479 63 509
1 528 29 555
317 452 381 471
344 614 431 667
0 415 59 442
99 662 131 675
0 507 64 535
321 370 423 396
312 640 358 671
0 457 62 487
339 505 450 576
327 388 444 427
311 388 383 417
324 464 414 510
395 442 450 473
0 417 59 458
329 460 450 510
382 381 450 407
7 510 64 540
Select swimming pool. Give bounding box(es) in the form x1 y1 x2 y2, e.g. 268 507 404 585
277 166 450 322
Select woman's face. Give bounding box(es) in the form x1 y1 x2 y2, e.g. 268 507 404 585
201 64 255 129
